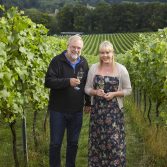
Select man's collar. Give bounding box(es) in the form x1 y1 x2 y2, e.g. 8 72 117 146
64 51 80 64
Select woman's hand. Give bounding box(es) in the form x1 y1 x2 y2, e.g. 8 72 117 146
104 92 115 100
96 89 105 97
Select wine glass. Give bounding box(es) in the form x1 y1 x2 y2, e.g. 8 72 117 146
98 77 105 90
74 69 84 90
98 77 105 105
77 71 84 81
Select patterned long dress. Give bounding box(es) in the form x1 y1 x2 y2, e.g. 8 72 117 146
88 75 126 167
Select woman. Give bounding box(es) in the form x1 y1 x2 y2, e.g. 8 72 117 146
85 41 132 167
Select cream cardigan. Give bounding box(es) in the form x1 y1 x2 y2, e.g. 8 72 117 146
84 62 132 109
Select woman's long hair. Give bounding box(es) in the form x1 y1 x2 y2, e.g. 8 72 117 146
99 40 115 70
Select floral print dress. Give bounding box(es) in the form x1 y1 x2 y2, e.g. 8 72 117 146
88 75 126 167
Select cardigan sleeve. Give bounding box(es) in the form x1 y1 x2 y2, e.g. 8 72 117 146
120 65 132 96
84 64 97 95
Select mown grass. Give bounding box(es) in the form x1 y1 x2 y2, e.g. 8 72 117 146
0 98 167 167
125 97 167 167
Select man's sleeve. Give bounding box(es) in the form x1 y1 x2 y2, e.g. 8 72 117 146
44 58 70 89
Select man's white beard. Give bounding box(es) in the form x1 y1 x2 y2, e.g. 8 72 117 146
71 54 78 60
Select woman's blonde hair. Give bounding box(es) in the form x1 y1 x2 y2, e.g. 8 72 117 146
99 40 115 68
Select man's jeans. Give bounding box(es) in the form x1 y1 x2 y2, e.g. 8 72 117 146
49 110 83 167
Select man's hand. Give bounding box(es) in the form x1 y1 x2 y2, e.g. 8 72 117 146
70 78 80 87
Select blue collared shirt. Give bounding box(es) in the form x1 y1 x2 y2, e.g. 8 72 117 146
64 51 81 70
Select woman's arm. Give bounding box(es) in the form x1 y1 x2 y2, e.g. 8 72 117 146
84 65 96 107
84 64 96 96
121 65 132 96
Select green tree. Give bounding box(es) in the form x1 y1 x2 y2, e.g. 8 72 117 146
92 3 112 33
56 4 74 32
73 5 89 32
24 8 57 34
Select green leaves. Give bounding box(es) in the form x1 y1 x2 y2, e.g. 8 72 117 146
0 6 66 124
120 28 167 124
0 89 10 98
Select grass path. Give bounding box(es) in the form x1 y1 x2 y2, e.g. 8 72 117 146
0 108 165 167
125 111 149 167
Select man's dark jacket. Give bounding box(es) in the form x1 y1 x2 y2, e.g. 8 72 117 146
45 51 90 113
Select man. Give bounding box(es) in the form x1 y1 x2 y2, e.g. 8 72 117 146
45 34 90 167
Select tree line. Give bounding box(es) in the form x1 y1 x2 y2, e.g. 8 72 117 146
0 0 166 12
24 3 167 35
1 2 167 35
